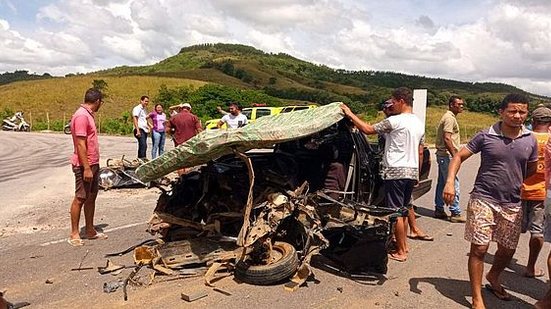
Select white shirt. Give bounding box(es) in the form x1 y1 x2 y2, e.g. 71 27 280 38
132 104 149 133
373 113 425 180
221 113 248 129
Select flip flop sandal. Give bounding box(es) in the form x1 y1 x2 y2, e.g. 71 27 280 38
484 283 512 301
407 234 434 241
388 253 407 262
68 238 84 246
87 232 108 240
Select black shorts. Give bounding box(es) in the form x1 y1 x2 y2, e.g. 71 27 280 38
384 179 416 209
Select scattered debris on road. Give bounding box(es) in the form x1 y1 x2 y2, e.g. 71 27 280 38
181 290 208 302
0 290 30 309
71 249 93 271
103 280 124 293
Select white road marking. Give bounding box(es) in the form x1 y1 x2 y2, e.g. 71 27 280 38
39 222 145 246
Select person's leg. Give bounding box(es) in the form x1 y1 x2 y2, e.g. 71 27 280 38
536 197 551 308
407 206 434 240
526 235 544 276
393 217 408 259
434 156 447 213
159 132 165 156
525 200 545 277
151 131 159 159
406 179 432 239
535 251 551 308
82 165 101 238
143 130 149 158
83 190 98 237
486 243 515 292
70 166 86 240
464 198 495 308
138 129 147 159
486 203 522 297
385 179 408 260
469 243 489 309
70 196 85 240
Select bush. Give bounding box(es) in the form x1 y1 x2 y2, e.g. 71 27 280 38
101 118 133 135
1 107 14 120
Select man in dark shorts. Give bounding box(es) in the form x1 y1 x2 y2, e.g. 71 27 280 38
444 93 537 309
68 88 107 246
341 87 426 262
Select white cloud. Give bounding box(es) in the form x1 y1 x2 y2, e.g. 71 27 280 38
1 0 551 95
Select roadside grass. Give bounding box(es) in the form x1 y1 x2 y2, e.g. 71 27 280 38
425 106 498 143
0 75 206 134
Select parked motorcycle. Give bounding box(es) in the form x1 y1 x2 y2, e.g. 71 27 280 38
2 112 30 132
64 120 71 134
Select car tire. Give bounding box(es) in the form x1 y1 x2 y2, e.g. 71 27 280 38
235 241 299 285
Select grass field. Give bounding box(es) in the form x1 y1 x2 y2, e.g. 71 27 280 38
0 75 499 141
0 75 207 124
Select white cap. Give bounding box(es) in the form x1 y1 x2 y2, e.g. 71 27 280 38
182 103 192 109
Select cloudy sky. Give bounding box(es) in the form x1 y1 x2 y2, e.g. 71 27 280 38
1 0 551 95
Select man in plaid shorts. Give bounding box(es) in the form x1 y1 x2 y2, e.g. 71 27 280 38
443 93 538 309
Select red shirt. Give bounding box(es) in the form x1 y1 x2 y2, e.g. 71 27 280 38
70 105 99 166
170 110 201 145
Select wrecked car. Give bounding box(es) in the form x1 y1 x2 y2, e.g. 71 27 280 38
135 102 432 286
99 157 148 190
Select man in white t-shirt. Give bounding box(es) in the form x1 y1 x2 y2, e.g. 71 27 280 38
341 87 429 263
218 102 248 129
132 95 150 159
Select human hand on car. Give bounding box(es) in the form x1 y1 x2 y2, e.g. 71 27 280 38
340 104 353 117
442 182 455 205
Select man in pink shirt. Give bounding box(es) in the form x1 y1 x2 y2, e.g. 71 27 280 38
68 88 107 246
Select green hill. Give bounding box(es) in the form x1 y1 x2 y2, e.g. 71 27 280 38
99 43 547 110
0 43 544 138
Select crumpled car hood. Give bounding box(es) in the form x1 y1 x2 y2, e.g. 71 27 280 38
136 102 345 182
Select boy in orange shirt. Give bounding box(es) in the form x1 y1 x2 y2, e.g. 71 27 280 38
521 106 551 278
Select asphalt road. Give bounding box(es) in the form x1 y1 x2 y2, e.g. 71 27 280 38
0 131 548 308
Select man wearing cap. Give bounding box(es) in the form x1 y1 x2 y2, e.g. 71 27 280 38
166 103 202 147
521 105 551 279
434 96 466 222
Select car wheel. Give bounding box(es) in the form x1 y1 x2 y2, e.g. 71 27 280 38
235 241 299 285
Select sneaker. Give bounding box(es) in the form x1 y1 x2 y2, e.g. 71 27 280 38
434 210 448 220
450 213 466 223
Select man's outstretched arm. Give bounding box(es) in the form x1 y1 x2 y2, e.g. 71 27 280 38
340 104 377 135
